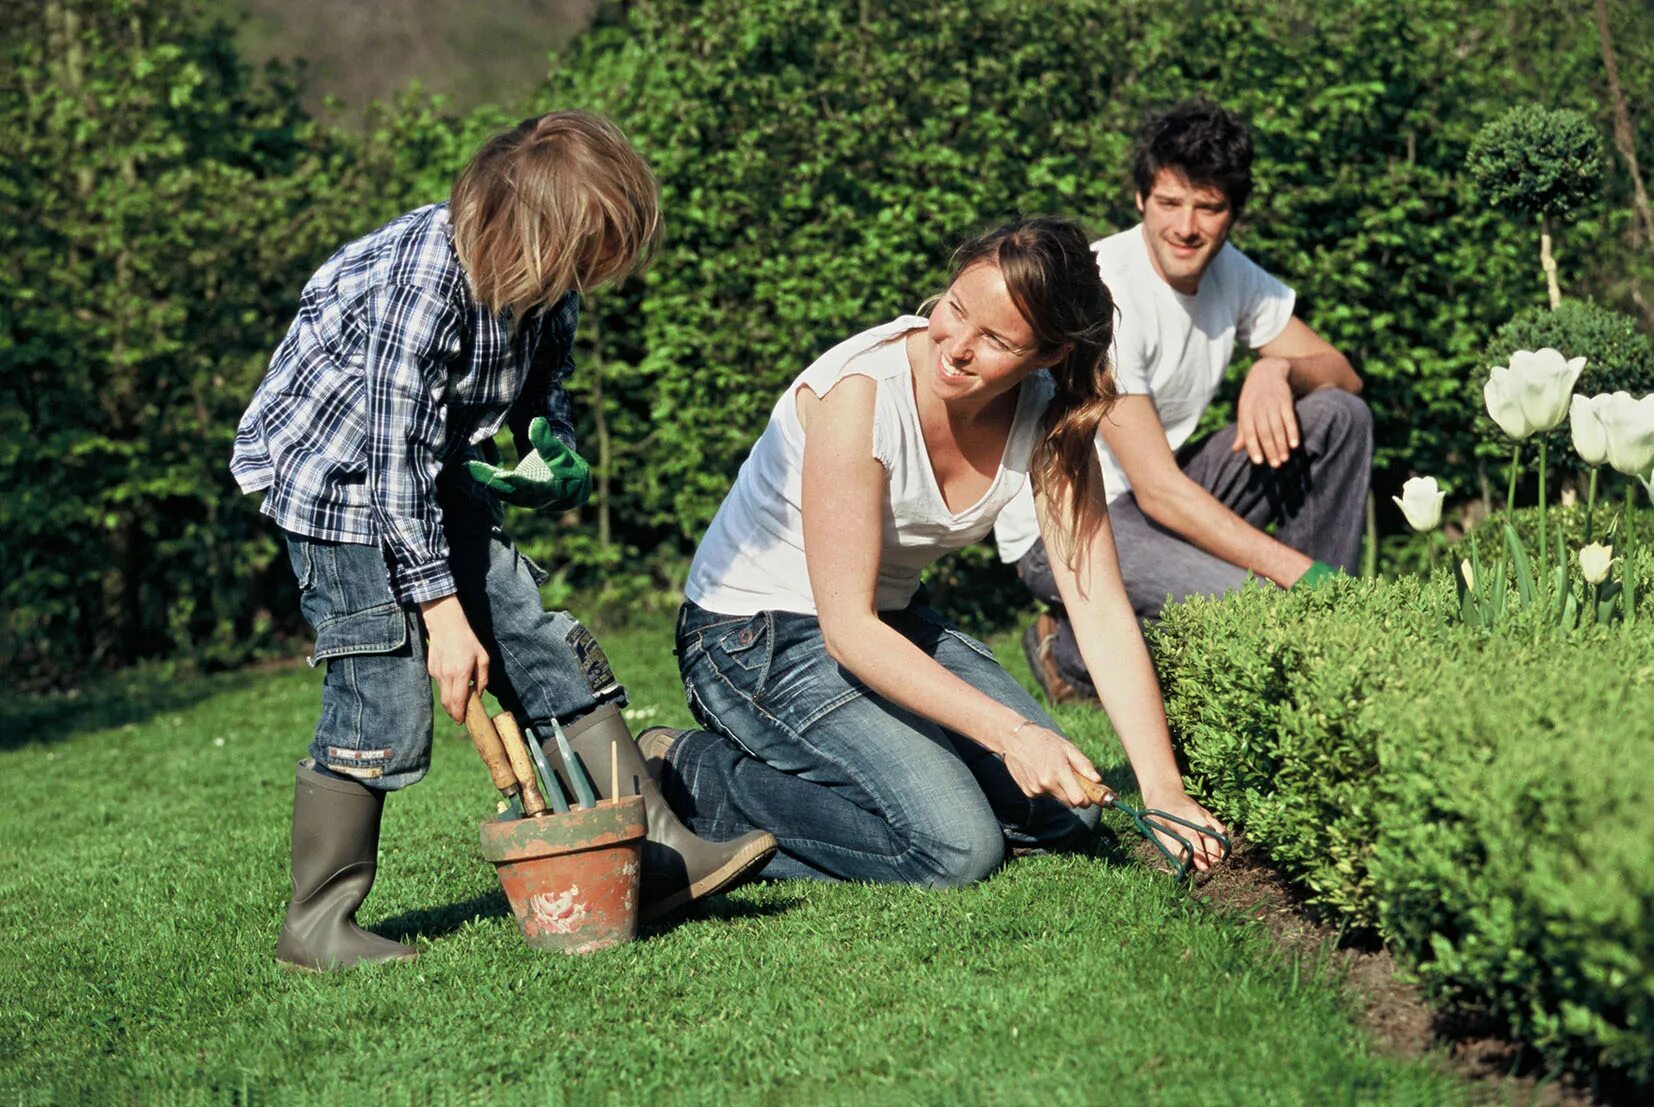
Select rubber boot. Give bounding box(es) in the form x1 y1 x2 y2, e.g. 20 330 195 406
275 759 419 970
548 704 777 921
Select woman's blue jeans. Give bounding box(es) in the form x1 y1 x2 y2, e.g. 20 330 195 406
670 599 1101 887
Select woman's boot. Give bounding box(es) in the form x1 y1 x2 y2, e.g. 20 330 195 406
548 705 777 921
275 760 419 970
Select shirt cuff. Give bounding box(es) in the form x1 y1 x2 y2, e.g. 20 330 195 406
390 557 457 605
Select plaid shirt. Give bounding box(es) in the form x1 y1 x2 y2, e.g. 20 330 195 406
231 203 579 605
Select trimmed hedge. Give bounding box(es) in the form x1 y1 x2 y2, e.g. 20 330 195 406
1150 565 1654 1080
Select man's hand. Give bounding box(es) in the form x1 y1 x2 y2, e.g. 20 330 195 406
420 594 489 723
1233 356 1298 468
468 416 592 511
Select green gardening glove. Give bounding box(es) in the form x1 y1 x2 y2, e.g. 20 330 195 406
467 417 592 511
1292 560 1345 590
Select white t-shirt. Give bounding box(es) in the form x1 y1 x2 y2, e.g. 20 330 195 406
993 225 1295 563
687 316 1055 616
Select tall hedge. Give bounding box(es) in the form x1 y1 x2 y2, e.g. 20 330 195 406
539 0 1543 550
4 0 1652 682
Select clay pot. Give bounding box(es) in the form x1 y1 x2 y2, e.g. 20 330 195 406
478 795 646 954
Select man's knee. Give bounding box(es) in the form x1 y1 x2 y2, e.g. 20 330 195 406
1299 388 1372 441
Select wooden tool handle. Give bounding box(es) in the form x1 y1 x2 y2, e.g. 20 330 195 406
1076 776 1117 808
491 710 547 817
464 693 519 796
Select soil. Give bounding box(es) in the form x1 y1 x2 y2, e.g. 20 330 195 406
1168 838 1628 1106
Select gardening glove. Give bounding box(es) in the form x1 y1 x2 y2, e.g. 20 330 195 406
1292 560 1344 590
467 417 592 512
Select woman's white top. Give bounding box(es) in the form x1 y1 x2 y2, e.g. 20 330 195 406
686 315 1055 616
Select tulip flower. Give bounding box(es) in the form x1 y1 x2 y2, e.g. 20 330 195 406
1483 348 1587 440
1393 476 1445 532
1595 391 1654 477
1460 558 1475 591
1569 394 1611 465
1578 543 1613 585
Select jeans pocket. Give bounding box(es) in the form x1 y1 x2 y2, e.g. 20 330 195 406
715 613 772 677
313 604 410 666
295 539 410 667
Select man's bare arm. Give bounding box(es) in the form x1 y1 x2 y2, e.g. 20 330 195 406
1101 396 1313 586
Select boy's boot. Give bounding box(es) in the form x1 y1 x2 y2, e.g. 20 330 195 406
548 704 777 921
275 759 419 970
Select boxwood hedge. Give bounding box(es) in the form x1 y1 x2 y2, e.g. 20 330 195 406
1150 559 1654 1080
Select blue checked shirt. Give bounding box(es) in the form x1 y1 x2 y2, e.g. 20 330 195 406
230 203 579 605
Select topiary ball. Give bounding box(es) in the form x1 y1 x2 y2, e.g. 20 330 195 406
1467 105 1603 223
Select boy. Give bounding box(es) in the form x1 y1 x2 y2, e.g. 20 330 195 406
232 111 776 970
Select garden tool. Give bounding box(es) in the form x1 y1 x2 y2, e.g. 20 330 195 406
490 709 547 817
464 693 524 818
522 725 572 814
275 760 419 971
543 708 779 921
547 715 599 809
1076 777 1230 883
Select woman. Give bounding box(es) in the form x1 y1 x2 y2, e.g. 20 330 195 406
646 217 1224 887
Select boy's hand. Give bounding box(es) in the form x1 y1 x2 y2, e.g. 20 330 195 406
420 595 490 723
467 417 592 511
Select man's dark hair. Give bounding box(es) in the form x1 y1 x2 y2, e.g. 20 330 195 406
1131 98 1254 212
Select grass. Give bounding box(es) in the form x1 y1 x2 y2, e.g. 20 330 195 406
0 612 1470 1105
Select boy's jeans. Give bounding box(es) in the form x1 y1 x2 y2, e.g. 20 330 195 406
284 488 622 790
666 598 1100 887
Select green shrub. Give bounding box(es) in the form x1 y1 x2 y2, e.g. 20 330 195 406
1472 300 1654 488
1467 105 1604 223
1151 570 1654 1080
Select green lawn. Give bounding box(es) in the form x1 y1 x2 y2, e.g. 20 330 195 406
0 613 1469 1104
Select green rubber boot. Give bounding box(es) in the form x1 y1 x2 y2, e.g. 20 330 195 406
275 760 419 971
548 705 777 921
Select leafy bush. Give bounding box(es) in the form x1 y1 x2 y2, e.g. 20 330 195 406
1472 299 1654 489
1151 571 1654 1080
1467 105 1605 223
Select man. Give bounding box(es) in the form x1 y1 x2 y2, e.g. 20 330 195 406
996 98 1371 702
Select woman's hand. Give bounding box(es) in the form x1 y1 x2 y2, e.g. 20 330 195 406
1001 723 1104 808
420 594 490 723
1141 786 1228 873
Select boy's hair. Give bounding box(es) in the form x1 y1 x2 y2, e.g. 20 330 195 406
1130 98 1254 212
451 110 662 320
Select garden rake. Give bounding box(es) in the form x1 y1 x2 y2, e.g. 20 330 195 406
1077 777 1230 883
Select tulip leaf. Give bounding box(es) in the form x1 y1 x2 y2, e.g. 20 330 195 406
1597 581 1623 626
1504 523 1536 607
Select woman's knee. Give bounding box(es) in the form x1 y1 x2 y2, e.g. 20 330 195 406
906 806 1005 888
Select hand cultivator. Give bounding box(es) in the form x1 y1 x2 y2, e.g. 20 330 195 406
463 692 647 953
1077 777 1230 883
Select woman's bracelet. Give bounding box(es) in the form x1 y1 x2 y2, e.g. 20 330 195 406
1008 718 1036 743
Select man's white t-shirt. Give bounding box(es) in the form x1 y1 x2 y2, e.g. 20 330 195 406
993 224 1296 563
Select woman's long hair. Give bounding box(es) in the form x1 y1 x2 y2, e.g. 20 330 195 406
450 110 662 322
947 217 1117 565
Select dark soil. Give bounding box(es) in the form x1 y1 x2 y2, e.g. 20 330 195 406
1170 838 1622 1106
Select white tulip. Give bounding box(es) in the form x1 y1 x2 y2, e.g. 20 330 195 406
1460 558 1475 591
1392 476 1446 532
1594 391 1654 477
1569 394 1612 466
1578 543 1614 585
1483 348 1587 440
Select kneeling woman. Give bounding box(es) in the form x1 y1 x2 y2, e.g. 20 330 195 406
649 218 1224 886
